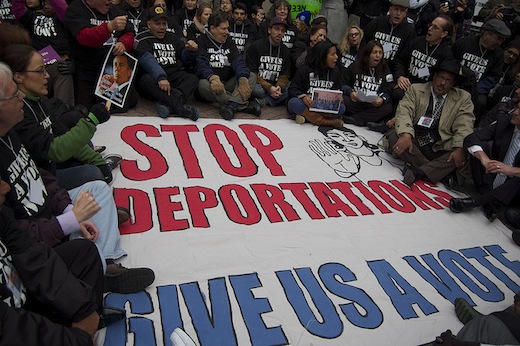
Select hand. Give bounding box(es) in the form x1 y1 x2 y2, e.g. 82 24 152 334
447 147 467 168
386 117 395 128
158 79 171 95
455 0 467 12
350 91 359 102
234 77 252 101
439 3 449 14
492 5 506 19
302 95 314 108
393 133 413 155
98 74 115 92
209 75 225 94
112 42 126 55
396 76 411 91
269 85 282 98
108 15 128 32
88 103 110 125
57 59 75 75
72 191 100 223
486 160 516 176
185 40 198 51
371 96 384 107
72 310 99 338
79 220 99 241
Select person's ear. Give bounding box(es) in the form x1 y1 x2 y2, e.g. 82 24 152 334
13 72 24 85
441 30 448 39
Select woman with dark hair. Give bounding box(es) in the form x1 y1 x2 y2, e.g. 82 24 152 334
342 40 393 128
287 40 345 128
186 3 212 40
295 24 328 68
0 44 115 190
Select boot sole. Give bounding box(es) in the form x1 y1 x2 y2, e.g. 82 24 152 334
105 268 155 294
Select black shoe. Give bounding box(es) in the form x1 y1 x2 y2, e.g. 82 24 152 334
105 263 155 294
481 202 501 222
402 164 424 186
512 231 520 246
94 145 106 153
449 197 476 213
243 98 261 116
454 297 482 325
178 105 199 121
504 208 520 229
98 306 126 329
343 116 357 125
117 206 130 224
219 105 236 120
104 154 123 171
367 121 389 133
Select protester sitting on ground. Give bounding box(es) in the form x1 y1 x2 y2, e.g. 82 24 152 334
246 16 291 107
0 185 126 344
426 293 520 345
294 24 328 69
342 40 394 130
186 3 212 40
12 0 75 106
228 2 257 54
449 102 520 227
140 0 182 35
135 5 200 119
385 59 475 187
194 11 260 120
173 0 197 37
250 5 265 32
287 40 345 128
337 25 364 70
120 0 146 34
0 68 155 295
63 0 135 111
363 0 416 69
481 83 520 128
452 18 510 121
486 38 520 110
392 15 454 109
294 10 310 42
259 0 298 50
0 44 118 191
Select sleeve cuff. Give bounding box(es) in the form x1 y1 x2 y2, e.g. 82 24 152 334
468 145 483 155
57 209 80 236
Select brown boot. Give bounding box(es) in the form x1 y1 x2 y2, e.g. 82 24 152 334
302 109 344 128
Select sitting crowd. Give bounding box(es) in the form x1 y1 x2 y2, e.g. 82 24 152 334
0 0 519 344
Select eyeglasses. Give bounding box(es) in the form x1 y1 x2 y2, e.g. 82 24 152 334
23 67 48 75
349 32 360 37
0 90 21 102
428 23 443 31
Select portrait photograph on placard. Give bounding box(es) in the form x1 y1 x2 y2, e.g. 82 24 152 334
94 46 137 108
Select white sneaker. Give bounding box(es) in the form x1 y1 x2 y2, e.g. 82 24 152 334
170 328 196 346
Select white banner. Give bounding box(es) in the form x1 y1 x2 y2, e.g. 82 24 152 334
95 117 520 346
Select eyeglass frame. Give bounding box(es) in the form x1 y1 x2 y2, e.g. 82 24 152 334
0 90 21 102
22 66 48 75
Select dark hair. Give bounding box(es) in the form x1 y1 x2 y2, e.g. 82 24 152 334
233 2 247 14
437 15 454 34
354 40 388 80
0 44 37 74
208 11 230 28
251 5 262 15
306 24 327 46
305 40 336 71
0 23 31 51
266 0 293 25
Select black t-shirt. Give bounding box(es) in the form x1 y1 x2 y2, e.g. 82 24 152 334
246 37 291 85
197 33 242 81
19 11 70 54
135 32 186 76
453 35 504 83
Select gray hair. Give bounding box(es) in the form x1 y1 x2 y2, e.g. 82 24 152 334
0 62 13 100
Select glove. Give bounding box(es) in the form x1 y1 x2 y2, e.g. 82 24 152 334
97 164 113 184
57 59 75 75
209 75 225 94
87 103 110 125
236 77 252 101
74 104 89 117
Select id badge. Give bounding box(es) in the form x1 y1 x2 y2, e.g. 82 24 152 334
6 263 23 307
29 177 44 205
383 42 393 55
418 66 430 78
418 115 433 128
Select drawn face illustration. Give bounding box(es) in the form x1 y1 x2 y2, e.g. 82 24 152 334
325 129 364 150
